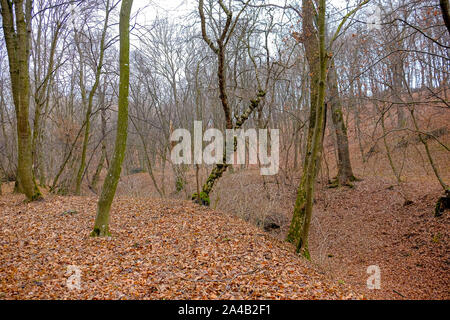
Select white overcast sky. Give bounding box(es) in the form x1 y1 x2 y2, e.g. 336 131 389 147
132 0 192 24
131 0 357 25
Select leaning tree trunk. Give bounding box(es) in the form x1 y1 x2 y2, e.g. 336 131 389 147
409 108 449 216
91 0 133 237
195 90 266 205
195 0 266 204
1 0 42 201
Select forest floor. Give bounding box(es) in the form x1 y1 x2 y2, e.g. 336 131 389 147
201 142 450 299
1 106 448 300
0 186 358 300
107 107 450 300
0 173 448 300
297 177 449 300
116 170 449 300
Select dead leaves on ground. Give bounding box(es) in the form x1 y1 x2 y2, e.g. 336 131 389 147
0 194 356 300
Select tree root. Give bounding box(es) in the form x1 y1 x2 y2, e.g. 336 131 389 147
435 190 450 217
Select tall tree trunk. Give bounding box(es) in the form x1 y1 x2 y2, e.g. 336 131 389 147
286 0 319 244
91 107 107 193
409 108 449 198
75 0 111 195
440 0 450 36
91 0 133 237
393 59 406 128
328 60 357 187
355 77 366 163
296 0 328 258
32 22 61 187
1 0 42 201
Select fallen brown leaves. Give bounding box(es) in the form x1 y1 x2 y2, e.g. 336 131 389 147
307 177 450 300
0 193 357 300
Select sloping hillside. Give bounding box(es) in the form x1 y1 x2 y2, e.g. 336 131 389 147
0 191 357 300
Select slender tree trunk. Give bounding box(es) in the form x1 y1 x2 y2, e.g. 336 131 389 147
91 0 133 237
198 90 266 204
328 60 357 187
393 60 407 128
91 146 106 193
379 106 412 204
32 22 60 187
91 84 108 193
409 108 448 192
355 77 366 162
286 0 319 244
75 1 111 195
1 0 42 201
296 0 328 258
0 85 10 190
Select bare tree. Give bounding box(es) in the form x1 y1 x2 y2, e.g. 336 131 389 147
91 0 132 237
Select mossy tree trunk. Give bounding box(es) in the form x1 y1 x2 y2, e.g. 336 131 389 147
91 0 132 237
296 0 328 258
288 0 369 254
196 0 232 203
196 90 266 205
1 0 42 201
196 0 264 204
286 0 319 244
328 59 357 187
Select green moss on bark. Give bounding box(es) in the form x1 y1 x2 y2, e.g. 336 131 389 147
91 0 133 237
192 191 211 206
